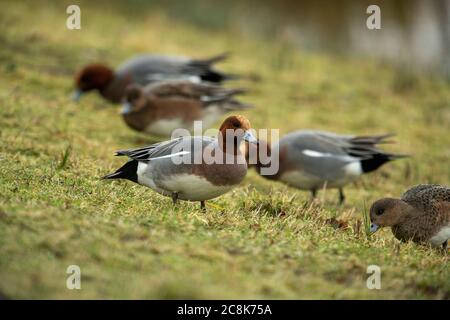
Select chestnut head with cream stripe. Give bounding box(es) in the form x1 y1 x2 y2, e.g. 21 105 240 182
102 115 258 209
218 115 257 156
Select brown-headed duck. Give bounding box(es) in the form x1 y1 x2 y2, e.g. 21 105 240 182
121 81 251 137
245 130 407 203
103 115 258 209
370 184 450 248
73 53 235 103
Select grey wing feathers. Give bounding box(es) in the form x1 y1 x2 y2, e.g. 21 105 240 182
201 90 252 110
285 130 403 162
145 80 252 110
286 131 355 157
307 132 397 160
182 52 229 72
119 53 230 84
117 55 191 84
114 136 217 162
145 80 243 99
345 134 397 159
115 137 185 161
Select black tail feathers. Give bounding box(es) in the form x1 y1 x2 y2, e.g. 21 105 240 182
361 153 409 173
102 160 138 183
191 52 239 83
200 70 239 83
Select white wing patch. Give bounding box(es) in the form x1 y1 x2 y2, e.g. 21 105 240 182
148 151 191 161
302 149 356 162
302 149 329 157
145 74 201 83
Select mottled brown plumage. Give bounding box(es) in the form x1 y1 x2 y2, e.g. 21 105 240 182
370 184 450 247
121 81 251 137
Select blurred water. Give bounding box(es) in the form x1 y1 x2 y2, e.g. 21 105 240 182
255 0 450 76
132 0 450 76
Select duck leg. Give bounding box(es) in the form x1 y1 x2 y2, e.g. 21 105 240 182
172 192 178 205
200 201 206 211
443 240 448 250
338 188 345 205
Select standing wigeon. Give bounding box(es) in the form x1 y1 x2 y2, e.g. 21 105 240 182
246 130 407 203
103 115 258 209
73 53 234 103
370 184 450 248
121 81 251 137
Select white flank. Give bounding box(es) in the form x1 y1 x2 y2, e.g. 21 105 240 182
430 225 450 247
145 118 186 136
136 162 233 201
344 161 363 177
279 170 322 190
160 174 233 201
279 161 362 190
136 162 158 189
145 107 221 137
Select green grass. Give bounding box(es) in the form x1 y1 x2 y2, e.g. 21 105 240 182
0 0 449 299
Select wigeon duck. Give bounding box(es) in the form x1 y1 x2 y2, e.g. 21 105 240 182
370 184 450 248
121 81 251 137
246 130 407 203
73 53 234 103
103 115 258 209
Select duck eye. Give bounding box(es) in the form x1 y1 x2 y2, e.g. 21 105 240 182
376 208 384 216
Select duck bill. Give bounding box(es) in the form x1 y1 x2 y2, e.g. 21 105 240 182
121 102 133 115
370 223 379 233
243 130 258 145
71 89 83 102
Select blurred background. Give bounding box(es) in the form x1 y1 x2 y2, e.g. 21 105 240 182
117 0 450 77
1 0 450 299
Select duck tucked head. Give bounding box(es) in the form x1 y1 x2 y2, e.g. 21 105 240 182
369 198 415 232
73 64 114 101
218 115 257 154
122 84 147 114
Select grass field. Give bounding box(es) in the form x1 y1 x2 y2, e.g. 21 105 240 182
0 1 449 299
